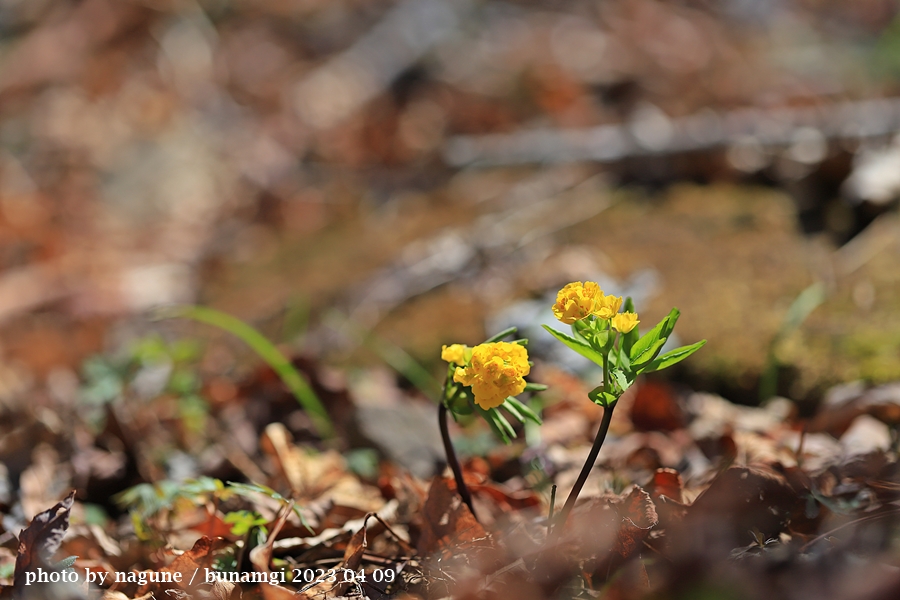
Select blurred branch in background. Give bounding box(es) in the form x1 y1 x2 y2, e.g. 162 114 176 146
294 0 472 130
444 98 900 170
342 171 616 331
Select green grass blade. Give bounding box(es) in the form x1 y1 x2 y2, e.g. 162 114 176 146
759 282 825 401
323 310 441 400
781 283 825 336
160 305 334 438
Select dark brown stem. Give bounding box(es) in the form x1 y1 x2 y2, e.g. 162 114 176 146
551 403 615 537
439 402 477 520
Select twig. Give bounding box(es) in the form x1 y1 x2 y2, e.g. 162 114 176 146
294 0 471 129
799 507 900 553
444 98 900 168
547 484 557 534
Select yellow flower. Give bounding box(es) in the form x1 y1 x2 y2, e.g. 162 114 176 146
594 293 623 320
611 312 639 333
441 344 469 365
453 342 531 409
553 281 603 324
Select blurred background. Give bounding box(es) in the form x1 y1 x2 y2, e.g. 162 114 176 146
4 5 900 596
1 0 900 413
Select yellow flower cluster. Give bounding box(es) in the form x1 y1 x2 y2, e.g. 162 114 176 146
594 294 623 320
611 311 639 333
552 281 639 332
551 281 603 324
452 342 530 409
441 344 469 365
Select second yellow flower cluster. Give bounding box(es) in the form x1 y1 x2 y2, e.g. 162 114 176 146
442 342 530 410
552 281 639 333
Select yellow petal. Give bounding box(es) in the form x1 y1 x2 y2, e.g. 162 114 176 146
441 344 469 364
611 312 639 333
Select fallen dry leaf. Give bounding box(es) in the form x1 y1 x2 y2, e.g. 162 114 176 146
648 468 683 503
417 478 493 558
14 490 76 590
675 465 805 554
158 536 217 596
629 380 684 432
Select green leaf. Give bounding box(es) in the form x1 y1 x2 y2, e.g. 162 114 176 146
588 387 618 407
629 308 680 370
53 556 78 570
570 319 592 346
477 406 517 444
181 476 226 497
484 327 518 343
114 481 179 516
621 297 639 356
131 511 153 541
501 396 525 422
224 510 267 536
611 368 633 394
595 329 610 350
503 396 542 425
609 348 631 373
572 319 591 336
448 391 474 415
617 346 631 371
660 308 681 339
643 340 707 373
494 409 517 442
157 305 334 438
630 320 666 363
523 382 548 392
542 325 606 368
631 337 667 372
573 319 610 350
228 482 311 532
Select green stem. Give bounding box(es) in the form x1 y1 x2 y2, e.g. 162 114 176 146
602 347 611 394
551 402 616 537
438 402 477 521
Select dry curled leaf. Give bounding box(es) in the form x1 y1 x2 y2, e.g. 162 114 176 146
630 380 684 432
610 487 659 559
417 477 493 557
159 536 217 596
208 580 241 600
101 592 154 600
249 503 296 600
674 465 804 554
416 477 503 596
649 468 683 503
14 490 76 590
